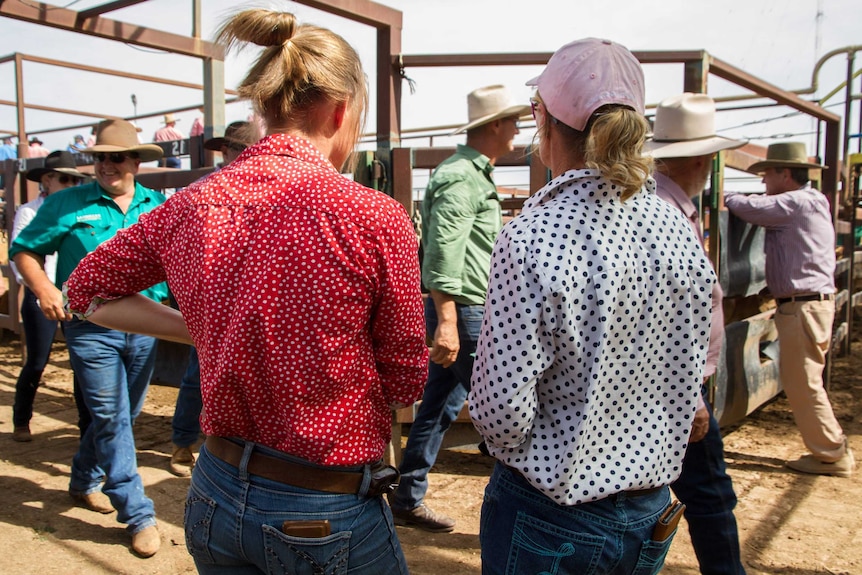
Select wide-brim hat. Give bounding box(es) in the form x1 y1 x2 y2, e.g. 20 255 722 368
29 137 43 145
83 119 163 162
204 121 257 151
163 113 180 124
451 85 530 135
27 150 88 182
645 93 747 158
747 141 827 172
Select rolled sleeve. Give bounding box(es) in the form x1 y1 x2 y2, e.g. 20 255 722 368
421 175 475 296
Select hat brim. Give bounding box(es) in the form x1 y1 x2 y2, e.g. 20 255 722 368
451 104 531 135
84 143 164 163
645 135 747 159
26 166 88 182
747 159 827 173
203 137 227 151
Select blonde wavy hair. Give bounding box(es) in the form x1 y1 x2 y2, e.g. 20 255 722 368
215 9 368 165
534 94 653 201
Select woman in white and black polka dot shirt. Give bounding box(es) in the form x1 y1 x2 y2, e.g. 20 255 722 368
468 38 716 574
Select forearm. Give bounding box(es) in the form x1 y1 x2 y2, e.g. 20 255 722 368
430 289 458 327
87 294 192 344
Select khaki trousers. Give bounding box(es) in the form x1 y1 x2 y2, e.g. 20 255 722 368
774 300 846 462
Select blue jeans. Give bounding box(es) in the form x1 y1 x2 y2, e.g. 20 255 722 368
671 396 746 575
65 319 158 533
13 287 59 427
172 346 202 447
389 299 484 511
481 463 674 575
186 440 409 574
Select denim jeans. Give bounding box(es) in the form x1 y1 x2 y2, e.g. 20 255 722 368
65 319 158 533
389 299 484 511
186 440 409 574
13 287 59 427
480 463 674 575
671 396 746 575
172 346 202 447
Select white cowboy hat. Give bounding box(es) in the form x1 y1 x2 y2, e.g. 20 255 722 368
451 85 530 135
645 93 746 158
162 113 180 124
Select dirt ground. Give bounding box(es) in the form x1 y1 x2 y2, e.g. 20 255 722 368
0 329 859 575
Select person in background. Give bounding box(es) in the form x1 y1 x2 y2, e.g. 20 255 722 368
153 113 184 168
469 38 715 574
190 107 205 138
63 9 428 574
167 120 258 478
726 142 854 478
67 134 86 153
0 136 18 160
10 119 167 558
11 150 87 442
388 84 528 533
646 93 748 575
28 137 50 158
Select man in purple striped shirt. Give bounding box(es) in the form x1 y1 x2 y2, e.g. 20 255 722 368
725 142 853 478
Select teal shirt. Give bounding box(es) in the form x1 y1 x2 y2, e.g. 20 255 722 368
421 144 501 305
9 180 169 303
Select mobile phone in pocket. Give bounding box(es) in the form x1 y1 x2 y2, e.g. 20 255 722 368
281 519 331 538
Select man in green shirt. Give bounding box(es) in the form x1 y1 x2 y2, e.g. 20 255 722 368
389 85 529 532
10 119 168 558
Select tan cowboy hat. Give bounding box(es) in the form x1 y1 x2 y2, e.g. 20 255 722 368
451 85 530 135
645 93 746 158
747 141 827 172
204 121 258 151
162 113 180 124
84 119 163 162
26 150 87 182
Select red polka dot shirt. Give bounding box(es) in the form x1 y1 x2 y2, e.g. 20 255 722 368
66 134 429 466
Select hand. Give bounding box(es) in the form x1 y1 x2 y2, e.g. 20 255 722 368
36 285 71 322
429 320 459 367
689 404 710 443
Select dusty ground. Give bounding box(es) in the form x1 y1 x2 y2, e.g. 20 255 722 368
0 329 859 575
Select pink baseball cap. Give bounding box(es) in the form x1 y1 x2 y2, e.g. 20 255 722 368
527 38 645 131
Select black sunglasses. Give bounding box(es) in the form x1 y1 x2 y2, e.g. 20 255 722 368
57 174 79 185
94 152 131 164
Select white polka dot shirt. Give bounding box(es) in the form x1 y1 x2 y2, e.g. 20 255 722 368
469 169 715 505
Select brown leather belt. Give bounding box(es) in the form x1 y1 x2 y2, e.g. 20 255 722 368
776 293 834 305
205 436 363 494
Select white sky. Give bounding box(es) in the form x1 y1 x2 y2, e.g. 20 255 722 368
0 0 860 180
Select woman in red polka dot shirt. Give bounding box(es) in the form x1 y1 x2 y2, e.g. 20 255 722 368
64 8 428 574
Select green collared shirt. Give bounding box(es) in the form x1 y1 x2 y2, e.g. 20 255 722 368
420 144 501 305
9 180 169 303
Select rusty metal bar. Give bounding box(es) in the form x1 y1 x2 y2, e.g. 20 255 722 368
399 50 709 69
77 0 152 20
0 98 119 120
17 54 238 94
294 0 401 28
14 54 27 163
0 0 222 59
708 56 840 123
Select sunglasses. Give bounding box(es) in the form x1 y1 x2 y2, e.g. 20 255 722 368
56 174 79 185
93 152 131 164
530 98 560 126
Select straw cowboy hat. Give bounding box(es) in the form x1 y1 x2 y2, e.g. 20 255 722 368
26 150 87 182
162 113 180 124
204 121 258 151
451 85 530 135
747 141 827 172
84 119 163 162
645 93 746 158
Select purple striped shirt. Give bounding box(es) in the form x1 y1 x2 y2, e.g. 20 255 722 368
724 185 835 299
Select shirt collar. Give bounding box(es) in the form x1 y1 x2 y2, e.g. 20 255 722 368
246 133 340 175
456 144 494 176
653 172 697 221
